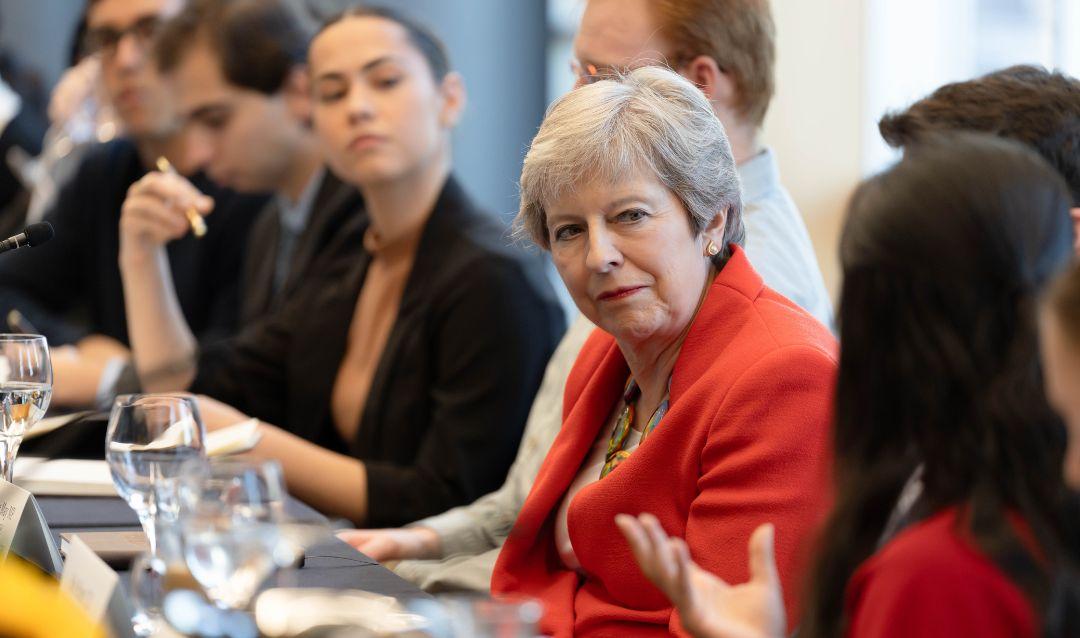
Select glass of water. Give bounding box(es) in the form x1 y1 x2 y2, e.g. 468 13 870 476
105 394 206 556
0 334 52 482
181 458 287 610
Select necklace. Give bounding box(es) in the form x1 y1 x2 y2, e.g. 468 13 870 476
599 377 670 479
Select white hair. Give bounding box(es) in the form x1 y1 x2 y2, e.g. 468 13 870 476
517 66 744 260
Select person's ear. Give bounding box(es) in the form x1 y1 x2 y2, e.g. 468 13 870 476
282 66 313 124
437 71 467 128
681 55 737 113
701 208 727 256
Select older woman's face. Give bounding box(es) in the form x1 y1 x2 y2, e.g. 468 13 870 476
546 169 720 346
1039 309 1080 489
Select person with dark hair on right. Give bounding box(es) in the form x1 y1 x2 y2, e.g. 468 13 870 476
878 64 1080 252
1042 263 1080 491
617 133 1080 638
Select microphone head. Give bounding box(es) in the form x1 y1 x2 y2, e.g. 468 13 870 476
24 222 54 247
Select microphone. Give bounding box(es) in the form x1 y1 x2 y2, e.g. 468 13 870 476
0 222 54 255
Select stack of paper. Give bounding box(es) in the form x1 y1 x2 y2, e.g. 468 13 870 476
13 458 116 496
14 419 263 497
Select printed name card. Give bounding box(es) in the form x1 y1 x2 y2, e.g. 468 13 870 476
0 479 30 557
60 534 135 638
0 478 62 574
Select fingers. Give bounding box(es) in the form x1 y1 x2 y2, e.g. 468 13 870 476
615 513 654 573
616 513 683 597
127 172 214 214
748 523 780 588
121 173 214 247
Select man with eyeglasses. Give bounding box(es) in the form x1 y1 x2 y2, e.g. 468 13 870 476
0 0 264 409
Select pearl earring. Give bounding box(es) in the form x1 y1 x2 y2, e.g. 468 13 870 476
705 241 720 257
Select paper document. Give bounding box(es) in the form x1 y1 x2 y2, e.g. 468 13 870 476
13 458 117 496
206 418 262 456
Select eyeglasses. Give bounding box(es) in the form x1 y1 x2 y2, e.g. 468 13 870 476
570 60 623 85
570 55 695 86
84 15 163 58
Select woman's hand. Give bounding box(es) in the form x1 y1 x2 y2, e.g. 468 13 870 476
615 514 786 638
336 527 442 562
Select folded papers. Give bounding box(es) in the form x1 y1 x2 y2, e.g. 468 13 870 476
14 419 264 496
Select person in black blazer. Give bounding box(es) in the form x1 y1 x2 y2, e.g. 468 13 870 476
0 0 268 409
238 170 361 323
119 7 565 527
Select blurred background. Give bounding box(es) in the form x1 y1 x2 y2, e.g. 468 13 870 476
1 0 1078 298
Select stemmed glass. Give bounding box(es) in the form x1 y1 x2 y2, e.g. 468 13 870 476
0 334 52 482
180 458 289 611
105 394 206 556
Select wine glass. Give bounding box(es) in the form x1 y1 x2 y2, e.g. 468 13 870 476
105 394 206 556
180 458 288 611
0 334 52 482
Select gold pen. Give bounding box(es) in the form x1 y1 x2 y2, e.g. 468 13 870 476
154 156 208 238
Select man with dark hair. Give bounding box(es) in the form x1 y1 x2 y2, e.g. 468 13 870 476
0 0 263 408
879 65 1080 252
150 0 362 323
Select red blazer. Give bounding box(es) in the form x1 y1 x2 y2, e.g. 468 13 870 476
845 507 1037 637
492 247 838 637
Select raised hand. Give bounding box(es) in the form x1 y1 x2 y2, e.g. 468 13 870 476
119 171 213 260
615 514 786 638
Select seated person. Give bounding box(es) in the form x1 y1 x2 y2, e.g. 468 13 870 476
620 134 1080 638
572 0 833 326
490 67 837 636
340 0 840 591
1042 263 1080 490
878 65 1080 252
0 0 264 408
151 0 364 324
118 7 565 527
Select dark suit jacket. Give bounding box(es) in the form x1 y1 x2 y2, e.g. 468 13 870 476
239 169 363 324
193 176 566 527
0 138 265 346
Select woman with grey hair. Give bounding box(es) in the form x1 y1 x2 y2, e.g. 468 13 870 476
490 66 838 637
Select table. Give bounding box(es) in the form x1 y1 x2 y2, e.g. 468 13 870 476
37 493 427 600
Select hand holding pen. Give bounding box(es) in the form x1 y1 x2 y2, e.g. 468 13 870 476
155 156 207 237
119 157 215 257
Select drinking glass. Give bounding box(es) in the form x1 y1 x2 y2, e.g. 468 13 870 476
412 594 543 638
0 334 52 482
129 551 168 637
105 394 206 556
180 458 287 610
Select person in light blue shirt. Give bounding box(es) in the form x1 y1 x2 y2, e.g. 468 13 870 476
739 146 833 325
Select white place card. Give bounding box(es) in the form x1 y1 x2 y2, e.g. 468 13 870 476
0 478 63 574
14 457 117 497
60 534 135 638
61 534 120 622
0 478 30 557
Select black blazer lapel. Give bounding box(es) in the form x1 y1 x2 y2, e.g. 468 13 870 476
240 199 282 323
